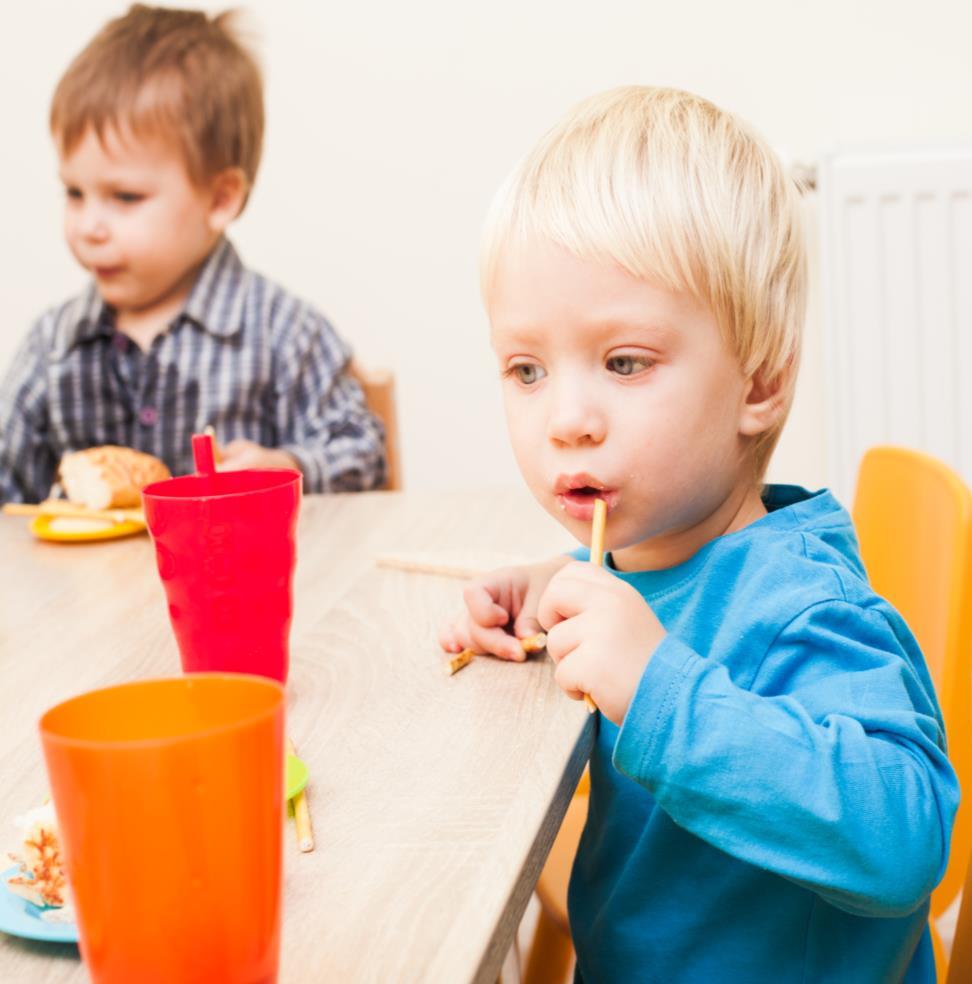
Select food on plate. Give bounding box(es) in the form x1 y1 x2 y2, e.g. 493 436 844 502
46 517 116 534
6 802 74 922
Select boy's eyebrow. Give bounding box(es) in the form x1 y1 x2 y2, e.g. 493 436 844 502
492 318 679 347
57 170 149 191
490 323 546 347
594 319 678 343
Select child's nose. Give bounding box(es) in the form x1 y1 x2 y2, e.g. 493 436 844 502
77 203 109 242
546 384 607 447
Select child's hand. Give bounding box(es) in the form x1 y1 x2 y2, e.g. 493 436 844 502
438 555 571 662
538 562 666 726
219 440 300 472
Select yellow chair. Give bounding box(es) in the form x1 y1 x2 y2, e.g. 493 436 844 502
524 771 588 984
525 446 972 983
946 845 972 983
349 361 402 491
852 445 972 978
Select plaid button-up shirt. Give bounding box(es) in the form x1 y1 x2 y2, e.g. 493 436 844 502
0 239 386 502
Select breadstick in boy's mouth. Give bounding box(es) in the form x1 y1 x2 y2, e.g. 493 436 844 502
445 631 549 676
580 500 607 713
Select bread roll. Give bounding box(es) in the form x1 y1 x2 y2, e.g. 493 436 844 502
59 446 171 509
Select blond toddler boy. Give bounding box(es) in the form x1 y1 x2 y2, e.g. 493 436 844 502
441 87 958 982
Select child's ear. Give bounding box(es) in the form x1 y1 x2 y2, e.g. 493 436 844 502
738 364 791 438
207 167 248 232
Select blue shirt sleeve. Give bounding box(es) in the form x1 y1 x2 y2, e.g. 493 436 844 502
613 599 958 918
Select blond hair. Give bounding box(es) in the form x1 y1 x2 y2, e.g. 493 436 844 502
50 5 263 197
481 86 807 475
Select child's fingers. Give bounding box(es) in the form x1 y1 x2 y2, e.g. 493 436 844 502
219 439 251 459
512 612 542 638
544 616 583 665
468 621 527 661
218 450 251 470
437 621 466 654
463 582 513 629
437 614 523 661
515 570 552 638
537 567 596 629
537 562 621 630
553 650 592 703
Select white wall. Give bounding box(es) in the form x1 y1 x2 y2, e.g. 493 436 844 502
3 0 971 495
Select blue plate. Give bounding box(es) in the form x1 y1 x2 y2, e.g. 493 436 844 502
0 866 78 943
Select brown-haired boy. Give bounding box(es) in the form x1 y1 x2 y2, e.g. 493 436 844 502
0 5 385 502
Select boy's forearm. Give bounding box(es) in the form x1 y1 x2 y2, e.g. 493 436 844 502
614 633 956 917
281 426 386 494
0 415 55 505
0 454 52 505
0 326 57 504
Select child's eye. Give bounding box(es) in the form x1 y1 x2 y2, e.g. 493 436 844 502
505 363 547 386
607 354 654 377
114 192 144 204
64 187 82 201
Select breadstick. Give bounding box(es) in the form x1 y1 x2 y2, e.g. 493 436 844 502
444 631 548 676
581 501 608 713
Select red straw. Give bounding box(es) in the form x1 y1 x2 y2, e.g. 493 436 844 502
191 433 217 477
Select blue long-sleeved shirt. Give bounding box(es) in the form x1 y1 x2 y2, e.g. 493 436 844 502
569 485 959 983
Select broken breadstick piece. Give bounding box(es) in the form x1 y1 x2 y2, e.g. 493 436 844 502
445 631 548 676
520 631 548 654
446 649 475 676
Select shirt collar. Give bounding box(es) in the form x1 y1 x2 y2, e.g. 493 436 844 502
180 237 248 338
54 237 248 357
52 285 113 359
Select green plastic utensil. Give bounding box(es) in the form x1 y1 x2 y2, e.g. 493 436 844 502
286 752 308 800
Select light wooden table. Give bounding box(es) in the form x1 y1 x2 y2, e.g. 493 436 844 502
0 490 593 983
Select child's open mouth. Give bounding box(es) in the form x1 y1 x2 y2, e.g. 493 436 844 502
554 475 619 521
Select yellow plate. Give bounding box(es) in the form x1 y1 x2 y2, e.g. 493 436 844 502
30 515 146 543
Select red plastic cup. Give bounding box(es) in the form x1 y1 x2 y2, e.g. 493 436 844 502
40 674 285 984
142 435 301 683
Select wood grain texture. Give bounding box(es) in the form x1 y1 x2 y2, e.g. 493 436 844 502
0 489 593 983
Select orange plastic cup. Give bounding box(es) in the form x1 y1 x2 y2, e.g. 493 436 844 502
39 675 285 984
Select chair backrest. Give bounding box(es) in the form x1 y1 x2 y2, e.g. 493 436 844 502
349 361 402 491
946 844 972 983
852 445 972 917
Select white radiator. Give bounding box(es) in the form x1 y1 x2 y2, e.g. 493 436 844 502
817 149 972 500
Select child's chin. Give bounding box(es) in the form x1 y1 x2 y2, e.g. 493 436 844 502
95 286 140 310
93 283 126 302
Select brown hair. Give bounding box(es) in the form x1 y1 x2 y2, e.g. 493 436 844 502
50 5 264 193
